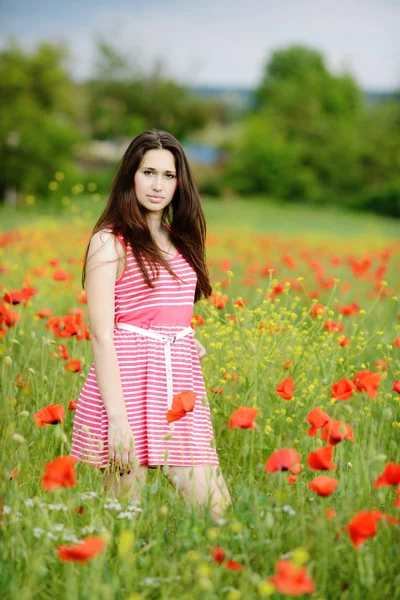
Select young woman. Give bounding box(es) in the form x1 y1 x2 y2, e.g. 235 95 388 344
70 129 232 522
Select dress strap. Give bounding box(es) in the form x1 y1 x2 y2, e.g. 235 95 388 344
115 232 126 249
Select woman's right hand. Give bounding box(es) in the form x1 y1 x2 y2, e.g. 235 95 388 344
107 417 136 473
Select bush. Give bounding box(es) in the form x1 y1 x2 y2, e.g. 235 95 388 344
349 180 400 218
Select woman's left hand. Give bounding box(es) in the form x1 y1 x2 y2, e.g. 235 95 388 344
194 338 206 361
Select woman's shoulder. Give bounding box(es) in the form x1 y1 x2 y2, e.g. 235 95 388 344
90 228 125 260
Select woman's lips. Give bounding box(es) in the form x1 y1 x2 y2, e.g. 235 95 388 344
147 195 164 202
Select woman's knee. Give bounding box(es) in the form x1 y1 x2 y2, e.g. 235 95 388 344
100 464 148 493
165 465 230 506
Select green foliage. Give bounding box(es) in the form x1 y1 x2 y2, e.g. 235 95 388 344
75 166 118 196
84 39 220 140
0 39 83 199
348 179 400 218
225 45 400 215
1 212 399 598
223 114 320 201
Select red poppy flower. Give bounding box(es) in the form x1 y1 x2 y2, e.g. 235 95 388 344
290 463 303 474
338 336 349 347
4 310 21 327
324 320 344 333
273 283 284 294
287 474 297 484
321 420 354 446
338 302 360 316
309 291 321 300
233 298 247 308
35 309 54 319
352 370 382 398
15 373 29 389
166 390 196 424
222 371 240 381
46 316 61 331
307 446 336 470
268 560 315 596
318 276 336 290
374 463 400 488
276 376 294 400
210 293 228 309
65 360 82 373
310 303 325 318
211 387 224 395
220 258 232 272
53 269 70 281
211 546 225 564
76 290 87 304
350 258 372 277
225 559 244 571
325 508 337 520
3 290 24 305
229 406 258 430
331 255 341 266
53 344 69 360
282 253 297 270
265 449 301 473
21 286 37 300
41 455 77 490
306 407 331 437
347 510 399 548
227 315 239 324
57 536 106 563
34 404 65 427
331 378 356 401
191 314 205 328
375 360 387 371
308 475 339 496
392 381 400 394
69 400 78 411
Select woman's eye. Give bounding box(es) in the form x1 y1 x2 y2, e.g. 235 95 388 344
143 170 175 178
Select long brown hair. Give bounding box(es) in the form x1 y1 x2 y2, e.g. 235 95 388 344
81 129 212 303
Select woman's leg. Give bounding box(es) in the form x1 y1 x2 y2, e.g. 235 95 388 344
162 465 232 522
99 465 148 503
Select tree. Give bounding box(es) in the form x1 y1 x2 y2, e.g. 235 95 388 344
84 38 221 140
225 45 372 200
0 38 83 202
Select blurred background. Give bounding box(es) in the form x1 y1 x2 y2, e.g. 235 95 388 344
0 0 399 219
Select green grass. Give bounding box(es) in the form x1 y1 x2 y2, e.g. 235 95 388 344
1 196 399 599
2 194 399 240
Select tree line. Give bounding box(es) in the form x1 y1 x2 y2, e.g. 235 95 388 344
1 37 399 216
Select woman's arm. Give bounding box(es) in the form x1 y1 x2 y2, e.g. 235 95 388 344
85 230 128 421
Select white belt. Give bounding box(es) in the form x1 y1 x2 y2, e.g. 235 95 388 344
114 322 194 431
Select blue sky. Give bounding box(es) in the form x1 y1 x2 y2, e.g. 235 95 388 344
0 0 399 90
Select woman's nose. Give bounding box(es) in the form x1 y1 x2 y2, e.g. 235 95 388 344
152 176 163 190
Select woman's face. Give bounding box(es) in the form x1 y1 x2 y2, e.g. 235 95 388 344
134 148 178 214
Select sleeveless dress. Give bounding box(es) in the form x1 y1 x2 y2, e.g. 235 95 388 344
70 230 220 469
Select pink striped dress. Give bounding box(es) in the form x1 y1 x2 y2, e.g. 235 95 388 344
70 230 220 469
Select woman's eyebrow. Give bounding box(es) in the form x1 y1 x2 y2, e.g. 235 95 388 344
142 166 176 174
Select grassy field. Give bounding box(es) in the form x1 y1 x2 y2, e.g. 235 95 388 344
1 194 399 599
2 193 400 239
